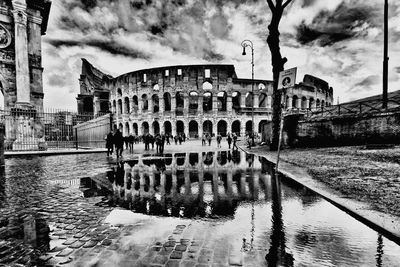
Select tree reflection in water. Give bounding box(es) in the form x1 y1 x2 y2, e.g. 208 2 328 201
265 169 294 266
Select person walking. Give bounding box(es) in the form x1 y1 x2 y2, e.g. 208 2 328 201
232 133 238 150
160 133 165 154
105 131 114 156
174 135 178 145
128 133 134 153
216 134 222 148
227 133 232 149
202 134 206 146
166 134 171 145
114 129 124 158
207 133 212 146
178 134 182 145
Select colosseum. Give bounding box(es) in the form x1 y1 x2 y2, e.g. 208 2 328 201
77 59 334 138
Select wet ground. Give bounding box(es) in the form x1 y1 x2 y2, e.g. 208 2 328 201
1 141 400 266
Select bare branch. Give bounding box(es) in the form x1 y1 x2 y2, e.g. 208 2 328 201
282 0 294 9
266 0 275 11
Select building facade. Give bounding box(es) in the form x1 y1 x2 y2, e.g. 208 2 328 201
79 60 333 138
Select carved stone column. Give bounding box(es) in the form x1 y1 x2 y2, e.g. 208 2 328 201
227 95 233 113
12 0 30 105
253 94 259 108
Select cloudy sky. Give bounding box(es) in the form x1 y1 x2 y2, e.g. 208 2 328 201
41 0 400 110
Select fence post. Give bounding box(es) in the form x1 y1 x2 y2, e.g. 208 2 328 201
75 128 78 150
338 105 341 115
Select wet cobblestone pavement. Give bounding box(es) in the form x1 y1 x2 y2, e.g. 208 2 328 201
1 141 400 266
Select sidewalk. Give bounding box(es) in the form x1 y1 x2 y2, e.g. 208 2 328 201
238 141 400 243
5 148 107 158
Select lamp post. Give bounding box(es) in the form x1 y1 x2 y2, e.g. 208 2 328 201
241 40 255 146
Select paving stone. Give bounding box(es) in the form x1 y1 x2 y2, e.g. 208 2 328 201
69 241 85 249
175 244 187 252
164 241 176 247
170 251 183 259
152 255 169 265
181 260 197 267
228 254 242 266
73 232 85 239
62 239 77 246
181 239 191 245
50 246 67 253
166 259 181 267
101 239 112 246
198 255 212 264
56 248 74 257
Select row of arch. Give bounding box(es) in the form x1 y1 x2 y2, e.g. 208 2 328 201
112 91 271 115
115 82 267 97
116 119 269 138
287 95 332 109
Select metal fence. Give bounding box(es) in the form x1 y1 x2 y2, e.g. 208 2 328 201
0 108 109 151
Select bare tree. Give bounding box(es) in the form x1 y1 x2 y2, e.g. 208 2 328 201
266 0 294 151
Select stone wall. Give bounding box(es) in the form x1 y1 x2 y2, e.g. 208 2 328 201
74 113 111 148
289 111 400 147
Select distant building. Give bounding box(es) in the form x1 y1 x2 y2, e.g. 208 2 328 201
78 59 333 137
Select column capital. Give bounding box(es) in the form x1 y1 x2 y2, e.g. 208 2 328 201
12 1 27 26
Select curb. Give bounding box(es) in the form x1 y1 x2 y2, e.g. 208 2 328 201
238 144 400 246
5 149 107 158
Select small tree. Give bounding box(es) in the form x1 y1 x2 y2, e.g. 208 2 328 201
266 0 294 151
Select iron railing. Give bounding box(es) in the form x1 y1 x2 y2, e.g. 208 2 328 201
0 108 108 151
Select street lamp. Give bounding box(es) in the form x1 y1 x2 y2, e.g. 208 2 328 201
241 40 255 146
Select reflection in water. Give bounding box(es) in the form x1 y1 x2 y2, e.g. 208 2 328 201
80 150 400 266
266 168 294 266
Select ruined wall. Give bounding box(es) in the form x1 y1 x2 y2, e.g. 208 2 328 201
292 112 400 147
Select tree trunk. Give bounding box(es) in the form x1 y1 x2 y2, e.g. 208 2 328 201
267 8 287 151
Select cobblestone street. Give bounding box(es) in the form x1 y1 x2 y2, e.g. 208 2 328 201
2 140 400 267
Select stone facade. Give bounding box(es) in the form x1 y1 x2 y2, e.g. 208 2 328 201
0 0 51 110
79 60 333 138
0 0 51 150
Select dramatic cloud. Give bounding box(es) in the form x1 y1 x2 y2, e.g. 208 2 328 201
296 2 379 47
41 0 400 110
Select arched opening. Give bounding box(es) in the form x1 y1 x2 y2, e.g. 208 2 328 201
153 84 159 91
232 120 241 136
142 94 148 111
245 120 253 135
232 92 241 110
152 94 159 113
83 97 93 113
321 100 325 108
217 91 227 112
203 120 213 135
125 122 130 136
141 122 149 135
117 99 122 114
286 95 290 108
163 92 171 111
245 92 253 107
202 81 212 90
176 92 184 115
176 120 184 135
189 91 198 114
301 96 307 110
189 120 198 138
292 95 298 108
124 97 130 113
309 97 315 110
259 93 267 108
152 121 160 135
118 123 123 132
117 88 122 97
132 96 138 112
258 83 266 91
217 120 227 137
100 101 109 113
258 120 269 133
316 99 320 109
132 123 138 136
164 121 172 135
112 100 116 113
203 92 212 113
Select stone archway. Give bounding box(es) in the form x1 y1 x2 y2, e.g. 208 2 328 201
176 120 184 135
132 123 138 136
164 121 172 135
245 120 253 135
189 120 198 138
217 120 227 137
141 122 149 135
152 121 160 135
232 120 241 136
203 120 213 135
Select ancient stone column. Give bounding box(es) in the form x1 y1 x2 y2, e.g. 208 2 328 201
198 95 203 116
287 97 293 109
129 98 134 113
253 94 259 108
306 98 310 110
296 98 301 109
12 1 30 105
267 95 272 108
93 96 100 115
241 95 246 108
227 95 233 113
212 94 218 115
148 98 153 114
